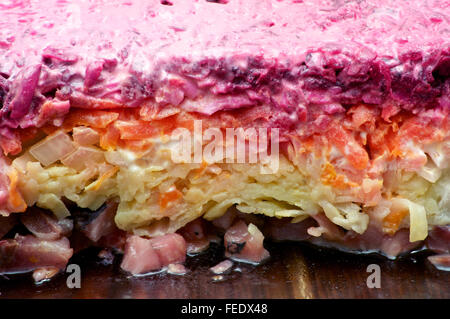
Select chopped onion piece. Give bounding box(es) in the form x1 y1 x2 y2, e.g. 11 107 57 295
29 131 76 166
210 260 233 274
72 126 100 146
427 254 450 271
12 152 36 173
389 198 429 242
167 263 188 275
318 200 369 234
291 215 309 223
61 146 104 171
417 161 441 183
408 201 428 242
274 209 307 218
32 267 60 283
104 149 136 166
37 194 70 220
247 223 263 239
424 143 448 169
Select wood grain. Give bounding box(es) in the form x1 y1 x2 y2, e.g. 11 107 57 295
0 243 448 299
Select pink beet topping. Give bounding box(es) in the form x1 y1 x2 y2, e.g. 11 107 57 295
0 0 448 153
0 0 448 72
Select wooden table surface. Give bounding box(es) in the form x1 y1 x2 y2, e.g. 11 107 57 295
0 242 448 299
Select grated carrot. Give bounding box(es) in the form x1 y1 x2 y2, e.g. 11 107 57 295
159 186 183 210
87 166 119 191
382 209 409 235
320 162 358 189
7 168 27 212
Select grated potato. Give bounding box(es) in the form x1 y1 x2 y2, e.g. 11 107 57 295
13 134 450 242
